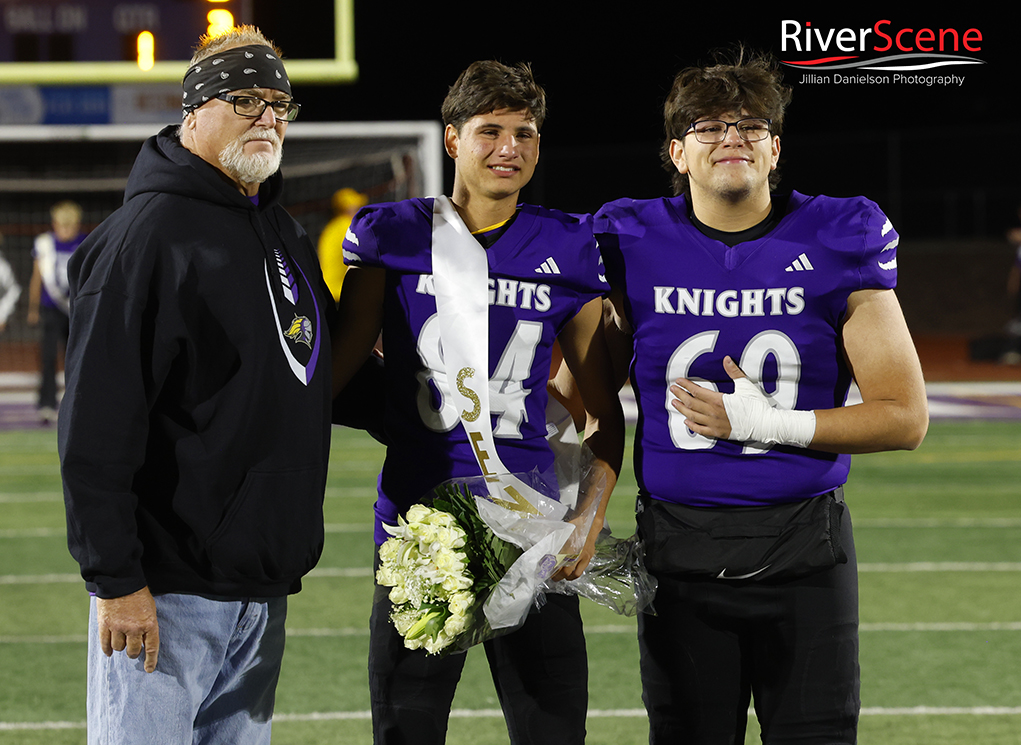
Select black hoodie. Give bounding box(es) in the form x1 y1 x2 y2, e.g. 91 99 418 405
59 125 333 600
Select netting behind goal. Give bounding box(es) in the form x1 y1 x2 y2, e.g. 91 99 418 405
0 121 443 376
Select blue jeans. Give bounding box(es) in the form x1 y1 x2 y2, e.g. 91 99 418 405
87 593 287 745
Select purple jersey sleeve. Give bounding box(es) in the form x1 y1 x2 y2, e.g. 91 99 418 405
342 199 434 271
597 191 896 508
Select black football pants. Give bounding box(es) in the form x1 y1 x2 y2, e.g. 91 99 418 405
369 582 588 745
638 514 859 744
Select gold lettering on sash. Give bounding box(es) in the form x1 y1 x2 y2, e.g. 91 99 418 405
491 484 540 516
468 431 494 476
457 366 481 422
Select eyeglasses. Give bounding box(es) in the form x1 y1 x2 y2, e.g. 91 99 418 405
216 94 301 122
685 118 772 144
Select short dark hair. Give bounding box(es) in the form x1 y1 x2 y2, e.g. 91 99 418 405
663 48 792 195
441 60 547 131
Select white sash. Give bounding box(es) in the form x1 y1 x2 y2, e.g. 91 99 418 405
34 233 70 313
432 196 561 514
431 197 574 627
431 196 508 479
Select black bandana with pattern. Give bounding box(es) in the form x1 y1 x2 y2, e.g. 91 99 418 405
182 44 291 113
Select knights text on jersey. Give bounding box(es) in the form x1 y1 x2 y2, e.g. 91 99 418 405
344 198 608 541
596 191 898 507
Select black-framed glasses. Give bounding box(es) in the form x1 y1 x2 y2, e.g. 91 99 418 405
685 118 771 144
216 94 301 122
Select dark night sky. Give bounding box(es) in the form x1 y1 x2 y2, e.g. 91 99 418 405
254 2 1016 235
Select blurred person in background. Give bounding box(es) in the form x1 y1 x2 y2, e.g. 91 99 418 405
318 186 368 302
0 232 21 335
1002 209 1021 364
28 200 86 423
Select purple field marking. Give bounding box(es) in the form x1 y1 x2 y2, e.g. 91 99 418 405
1 384 1019 433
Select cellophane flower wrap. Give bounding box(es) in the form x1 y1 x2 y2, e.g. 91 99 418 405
376 424 656 656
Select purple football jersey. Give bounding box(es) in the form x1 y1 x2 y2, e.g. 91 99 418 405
344 198 609 542
34 232 85 310
596 191 898 507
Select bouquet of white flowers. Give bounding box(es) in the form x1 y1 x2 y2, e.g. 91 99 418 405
376 448 656 656
375 482 526 655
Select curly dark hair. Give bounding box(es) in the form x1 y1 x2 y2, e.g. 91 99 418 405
441 60 547 131
662 47 792 195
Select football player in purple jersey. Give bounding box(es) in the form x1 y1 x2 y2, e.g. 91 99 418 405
331 61 624 745
556 50 928 743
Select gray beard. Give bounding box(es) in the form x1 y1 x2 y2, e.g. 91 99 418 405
219 132 282 186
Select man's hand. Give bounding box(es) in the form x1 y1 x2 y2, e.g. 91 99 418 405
96 586 160 673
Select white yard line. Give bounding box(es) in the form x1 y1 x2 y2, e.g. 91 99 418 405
0 488 379 502
0 573 80 584
324 523 373 533
0 465 59 476
859 562 1021 572
305 567 373 578
21 523 1021 539
855 518 1021 527
860 622 1021 632
0 492 62 503
6 706 1021 730
0 523 373 538
0 567 380 584
7 560 1021 586
0 527 65 538
11 623 1021 644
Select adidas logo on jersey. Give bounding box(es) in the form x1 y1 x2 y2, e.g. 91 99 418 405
535 257 561 275
784 253 814 272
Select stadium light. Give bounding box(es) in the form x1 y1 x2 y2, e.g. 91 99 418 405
136 31 155 71
0 0 357 84
206 10 235 37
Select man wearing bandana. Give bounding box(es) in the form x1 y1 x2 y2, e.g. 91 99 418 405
58 26 332 743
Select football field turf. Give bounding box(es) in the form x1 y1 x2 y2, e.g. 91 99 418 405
1 418 1019 744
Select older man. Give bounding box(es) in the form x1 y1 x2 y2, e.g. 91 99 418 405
58 26 331 744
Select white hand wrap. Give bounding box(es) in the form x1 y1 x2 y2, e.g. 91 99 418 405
722 377 817 448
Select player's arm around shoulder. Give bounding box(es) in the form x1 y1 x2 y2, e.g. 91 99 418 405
812 287 928 453
331 264 385 398
549 287 632 429
556 296 625 474
553 296 626 579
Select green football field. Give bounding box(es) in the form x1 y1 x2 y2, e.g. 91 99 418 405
1 419 1020 744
